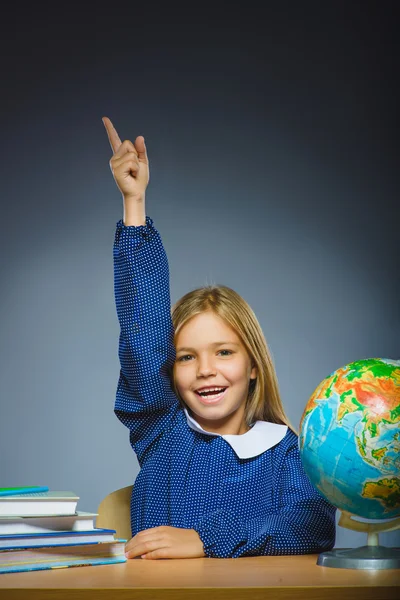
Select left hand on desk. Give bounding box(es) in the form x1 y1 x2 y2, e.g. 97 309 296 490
124 526 206 559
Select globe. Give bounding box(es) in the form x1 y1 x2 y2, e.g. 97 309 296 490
299 357 400 521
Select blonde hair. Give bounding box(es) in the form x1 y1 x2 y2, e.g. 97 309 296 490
170 284 298 436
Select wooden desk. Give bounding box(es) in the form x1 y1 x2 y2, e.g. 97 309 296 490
0 553 399 600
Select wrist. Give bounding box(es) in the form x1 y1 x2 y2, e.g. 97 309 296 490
123 194 146 226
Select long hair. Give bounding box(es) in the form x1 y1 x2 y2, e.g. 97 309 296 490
170 284 298 435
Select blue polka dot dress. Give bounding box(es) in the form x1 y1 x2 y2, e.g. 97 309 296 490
113 217 337 558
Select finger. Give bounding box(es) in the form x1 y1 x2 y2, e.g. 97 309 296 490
111 150 139 171
113 159 139 178
113 137 147 163
137 526 167 536
102 116 122 154
125 538 167 559
134 136 147 163
113 140 139 162
124 528 164 552
141 548 170 560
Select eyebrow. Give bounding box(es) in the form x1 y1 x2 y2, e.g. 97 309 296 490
176 341 240 352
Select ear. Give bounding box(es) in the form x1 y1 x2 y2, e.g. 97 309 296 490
250 365 257 380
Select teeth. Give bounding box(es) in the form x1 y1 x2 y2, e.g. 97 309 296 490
197 387 226 398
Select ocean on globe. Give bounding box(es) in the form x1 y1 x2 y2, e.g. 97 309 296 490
299 358 400 520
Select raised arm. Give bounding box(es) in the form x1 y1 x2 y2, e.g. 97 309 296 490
103 117 180 465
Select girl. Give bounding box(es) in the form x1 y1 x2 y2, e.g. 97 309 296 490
102 116 336 560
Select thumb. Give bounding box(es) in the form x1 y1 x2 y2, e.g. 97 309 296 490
135 136 148 162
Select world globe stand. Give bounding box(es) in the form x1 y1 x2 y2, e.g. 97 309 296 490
317 510 400 570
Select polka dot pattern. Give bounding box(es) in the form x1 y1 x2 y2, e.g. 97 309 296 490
113 217 337 558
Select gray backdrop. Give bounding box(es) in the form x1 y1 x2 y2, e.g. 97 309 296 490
1 2 399 549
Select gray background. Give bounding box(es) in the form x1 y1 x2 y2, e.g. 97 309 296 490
1 2 399 549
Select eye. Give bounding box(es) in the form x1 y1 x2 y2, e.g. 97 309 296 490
177 354 193 362
218 349 233 356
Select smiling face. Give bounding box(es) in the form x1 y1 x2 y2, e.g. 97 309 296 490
173 310 257 435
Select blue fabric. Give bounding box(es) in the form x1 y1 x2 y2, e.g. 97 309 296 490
113 217 337 558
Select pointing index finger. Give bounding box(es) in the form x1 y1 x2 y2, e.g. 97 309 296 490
102 116 122 155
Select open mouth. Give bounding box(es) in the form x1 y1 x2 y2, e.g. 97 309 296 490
195 387 228 404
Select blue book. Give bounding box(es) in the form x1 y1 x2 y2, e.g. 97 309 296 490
0 487 49 497
0 528 118 549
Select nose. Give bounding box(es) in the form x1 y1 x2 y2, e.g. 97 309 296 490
197 355 217 377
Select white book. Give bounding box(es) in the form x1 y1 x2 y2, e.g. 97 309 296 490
0 491 79 517
0 511 98 535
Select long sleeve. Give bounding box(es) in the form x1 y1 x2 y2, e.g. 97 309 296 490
192 435 337 558
113 217 180 465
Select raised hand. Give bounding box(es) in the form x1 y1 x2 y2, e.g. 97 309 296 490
124 526 206 560
102 116 149 225
102 116 149 201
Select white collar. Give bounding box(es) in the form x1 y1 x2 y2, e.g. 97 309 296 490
184 408 288 458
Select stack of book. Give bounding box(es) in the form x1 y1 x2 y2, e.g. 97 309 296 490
0 486 127 574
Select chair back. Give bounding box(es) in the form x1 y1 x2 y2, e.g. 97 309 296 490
96 485 133 541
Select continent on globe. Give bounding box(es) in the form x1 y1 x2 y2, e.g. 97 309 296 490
363 478 400 511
